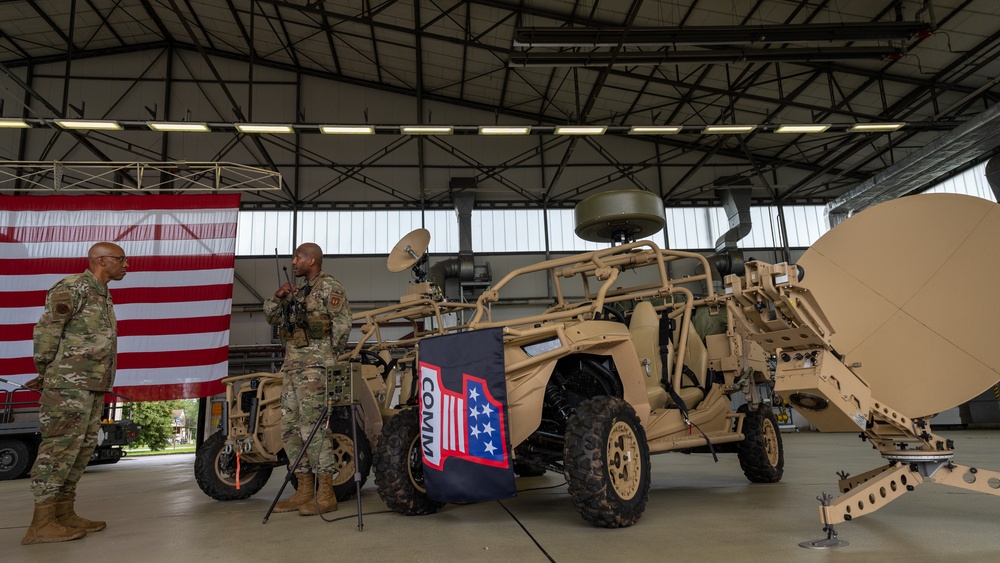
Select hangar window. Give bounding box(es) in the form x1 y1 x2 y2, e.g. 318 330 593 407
473 209 547 252
235 205 834 257
665 206 830 250
922 161 996 201
297 210 459 255
235 210 459 257
236 210 294 256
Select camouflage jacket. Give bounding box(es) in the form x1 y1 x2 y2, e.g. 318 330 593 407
263 272 352 370
33 269 118 392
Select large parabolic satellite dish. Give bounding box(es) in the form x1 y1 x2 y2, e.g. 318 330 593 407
796 193 1000 419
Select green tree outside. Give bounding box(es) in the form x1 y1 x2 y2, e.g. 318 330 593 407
131 400 182 451
180 399 199 440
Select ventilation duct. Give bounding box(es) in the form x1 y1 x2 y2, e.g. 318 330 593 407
429 185 491 296
711 182 753 277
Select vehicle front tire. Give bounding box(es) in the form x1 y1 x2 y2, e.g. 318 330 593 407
374 408 444 515
194 432 273 500
564 396 651 528
326 413 373 501
737 404 784 483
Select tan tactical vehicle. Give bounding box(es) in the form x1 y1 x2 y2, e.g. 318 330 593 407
374 191 784 527
376 191 1000 543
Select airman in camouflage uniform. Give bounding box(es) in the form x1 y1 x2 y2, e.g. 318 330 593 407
22 242 128 545
264 242 352 515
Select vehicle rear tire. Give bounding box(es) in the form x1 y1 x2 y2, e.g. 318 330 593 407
194 432 273 500
374 408 444 515
737 404 784 483
0 438 32 481
326 415 373 501
564 396 651 528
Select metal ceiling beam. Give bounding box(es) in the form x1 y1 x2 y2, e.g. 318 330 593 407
82 0 126 46
25 0 78 50
164 0 290 196
294 136 423 205
138 0 173 39
0 60 128 173
422 136 539 202
509 46 905 67
512 22 931 47
778 0 992 201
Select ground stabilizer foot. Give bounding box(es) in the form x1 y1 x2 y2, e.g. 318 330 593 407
800 494 849 550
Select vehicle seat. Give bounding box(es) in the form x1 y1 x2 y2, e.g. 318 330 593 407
669 320 709 409
628 301 670 410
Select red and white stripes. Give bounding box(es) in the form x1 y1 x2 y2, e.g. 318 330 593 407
0 194 240 401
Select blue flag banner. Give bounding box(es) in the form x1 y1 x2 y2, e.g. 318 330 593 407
418 328 516 503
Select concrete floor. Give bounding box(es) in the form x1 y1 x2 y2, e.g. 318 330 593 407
2 429 999 562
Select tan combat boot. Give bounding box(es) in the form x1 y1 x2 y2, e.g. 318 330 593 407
299 473 338 516
22 500 88 545
273 472 314 513
55 493 106 532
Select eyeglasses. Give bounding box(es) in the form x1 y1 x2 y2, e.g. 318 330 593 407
100 255 128 263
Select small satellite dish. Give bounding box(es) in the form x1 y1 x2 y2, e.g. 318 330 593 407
387 228 431 273
574 190 665 244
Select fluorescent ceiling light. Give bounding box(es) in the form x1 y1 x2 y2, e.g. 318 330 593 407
235 123 294 134
55 119 122 130
554 126 606 135
848 122 904 132
320 125 375 134
0 118 30 128
703 125 757 134
148 122 210 132
479 126 531 135
629 126 681 134
401 126 453 135
775 124 831 134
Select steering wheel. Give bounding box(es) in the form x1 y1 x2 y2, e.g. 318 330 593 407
357 349 397 381
599 304 628 325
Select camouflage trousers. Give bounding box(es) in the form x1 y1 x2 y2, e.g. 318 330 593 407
280 367 338 475
30 388 103 503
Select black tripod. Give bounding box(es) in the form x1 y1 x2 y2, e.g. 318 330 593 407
263 400 365 531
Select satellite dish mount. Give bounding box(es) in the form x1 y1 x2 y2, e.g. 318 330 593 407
387 228 437 302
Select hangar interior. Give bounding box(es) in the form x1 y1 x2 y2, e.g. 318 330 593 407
2 0 1000 559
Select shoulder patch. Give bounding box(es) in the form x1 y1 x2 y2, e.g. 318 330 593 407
330 288 345 308
50 291 73 318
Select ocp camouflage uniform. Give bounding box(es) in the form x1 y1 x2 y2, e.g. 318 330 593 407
264 272 351 475
31 269 117 503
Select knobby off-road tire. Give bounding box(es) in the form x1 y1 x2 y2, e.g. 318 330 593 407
326 416 373 501
374 408 444 516
194 432 273 500
563 396 651 528
737 404 784 483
